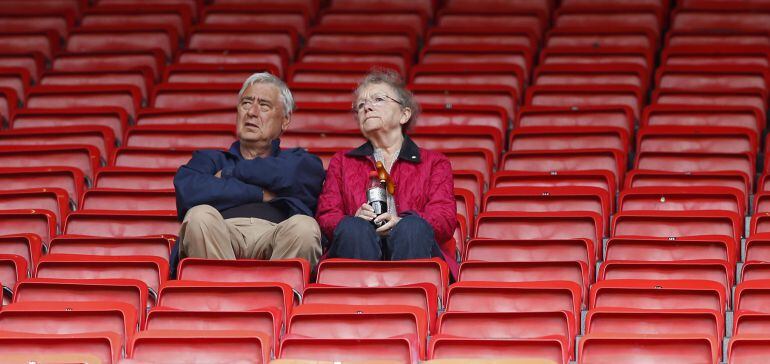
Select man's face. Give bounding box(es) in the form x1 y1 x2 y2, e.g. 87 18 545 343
236 82 289 144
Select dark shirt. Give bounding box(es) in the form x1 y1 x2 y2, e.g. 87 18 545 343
220 202 289 223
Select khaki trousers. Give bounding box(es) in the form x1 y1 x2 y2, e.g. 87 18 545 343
178 204 322 267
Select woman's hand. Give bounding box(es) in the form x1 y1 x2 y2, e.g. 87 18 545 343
355 203 377 221
374 213 401 236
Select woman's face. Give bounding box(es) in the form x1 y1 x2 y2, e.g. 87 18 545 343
354 83 410 136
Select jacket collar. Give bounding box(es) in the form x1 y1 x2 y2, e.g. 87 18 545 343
346 135 421 163
228 139 281 160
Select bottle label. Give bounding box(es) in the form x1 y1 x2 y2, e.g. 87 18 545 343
367 187 387 216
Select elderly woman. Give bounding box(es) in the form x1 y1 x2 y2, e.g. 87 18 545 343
315 69 457 275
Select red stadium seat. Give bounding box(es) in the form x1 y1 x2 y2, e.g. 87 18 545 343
0 67 31 103
98 0 200 19
67 25 178 60
642 105 763 138
12 107 128 143
82 4 192 40
0 30 59 60
437 311 574 346
280 337 414 363
540 46 653 73
306 25 417 55
0 126 116 163
426 27 537 51
525 85 644 121
509 127 628 154
41 69 153 101
0 332 121 364
598 261 733 295
533 64 649 92
125 125 235 150
662 45 770 70
0 234 43 276
300 47 411 76
729 336 770 364
545 27 657 50
411 84 518 123
48 236 172 262
420 45 533 79
0 254 28 301
516 106 634 135
151 83 238 110
483 186 610 226
0 210 56 246
656 65 770 93
63 211 179 237
554 6 662 35
79 189 176 213
0 167 84 207
14 278 149 325
52 50 165 82
188 24 298 61
604 236 736 265
112 147 195 169
458 261 590 302
436 10 546 41
163 63 279 84
475 211 602 250
204 3 309 37
178 258 309 295
619 186 745 215
289 62 403 84
634 151 755 188
0 10 74 40
136 108 233 127
625 170 750 208
651 88 767 121
0 188 69 230
586 308 723 340
129 330 270 364
177 49 288 79
94 168 176 190
590 279 726 313
411 64 524 103
502 149 625 187
612 210 742 241
0 52 45 83
492 171 616 198
735 279 770 314
26 85 141 121
429 337 567 364
578 334 718 364
464 239 595 273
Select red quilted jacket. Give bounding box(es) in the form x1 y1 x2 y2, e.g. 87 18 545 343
316 136 458 276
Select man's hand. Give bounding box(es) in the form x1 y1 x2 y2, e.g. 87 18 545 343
374 213 401 236
214 170 222 178
262 189 275 202
355 203 376 221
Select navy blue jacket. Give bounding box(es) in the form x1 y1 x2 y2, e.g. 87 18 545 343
174 139 325 220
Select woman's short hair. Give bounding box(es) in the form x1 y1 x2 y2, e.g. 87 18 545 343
239 72 295 117
354 68 420 132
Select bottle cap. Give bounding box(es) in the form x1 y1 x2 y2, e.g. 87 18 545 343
368 170 378 178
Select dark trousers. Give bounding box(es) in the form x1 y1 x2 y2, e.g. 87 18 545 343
327 215 440 260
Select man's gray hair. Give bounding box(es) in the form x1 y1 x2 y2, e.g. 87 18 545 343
238 72 295 117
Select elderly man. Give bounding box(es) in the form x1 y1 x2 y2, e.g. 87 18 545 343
174 72 324 267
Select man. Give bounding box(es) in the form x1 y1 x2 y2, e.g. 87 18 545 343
174 72 325 267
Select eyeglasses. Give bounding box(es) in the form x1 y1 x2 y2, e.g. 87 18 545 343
353 94 402 113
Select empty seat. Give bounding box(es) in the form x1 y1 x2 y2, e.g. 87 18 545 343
516 106 634 136
492 170 616 196
545 27 657 51
420 44 532 76
280 337 414 363
410 84 518 123
411 64 524 102
429 337 566 364
637 126 756 155
0 210 56 246
426 27 537 51
745 237 770 262
94 168 175 190
729 335 770 364
0 11 73 40
735 279 770 314
0 234 42 276
482 186 610 225
41 69 153 102
0 254 28 301
509 127 628 154
463 239 595 273
533 64 648 91
0 126 116 163
177 49 288 79
526 84 644 120
178 258 309 295
656 65 770 93
300 47 411 76
437 311 574 347
0 52 44 84
12 107 128 143
0 67 31 102
306 25 417 55
458 261 589 300
540 46 652 73
204 3 309 38
586 308 723 340
67 25 178 60
619 186 745 215
63 211 179 237
330 0 434 18
48 236 172 262
129 330 270 364
0 188 69 229
0 332 121 364
554 7 662 35
289 62 403 84
15 277 149 325
612 210 741 241
163 63 279 84
599 261 733 295
151 83 238 110
604 236 736 265
112 147 195 169
625 170 750 208
635 151 755 188
26 85 141 121
652 88 767 121
51 50 165 82
136 108 233 127
125 125 235 150
502 149 625 187
0 30 59 60
435 10 546 41
188 24 298 61
579 334 717 364
642 105 763 140
590 279 726 313
475 211 602 247
79 189 176 212
81 4 192 40
316 258 449 303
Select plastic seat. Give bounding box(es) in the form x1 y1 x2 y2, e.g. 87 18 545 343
426 26 537 52
732 312 770 336
652 88 767 121
0 126 116 163
656 65 770 94
509 127 628 154
745 237 770 262
604 236 736 265
328 0 434 19
81 4 192 40
435 11 545 42
545 27 657 51
482 186 609 229
0 210 56 246
502 149 625 187
36 255 169 302
98 0 200 19
410 84 518 123
625 170 750 208
728 335 770 364
671 6 770 33
136 108 233 127
0 30 59 60
188 24 298 61
0 52 44 84
590 279 726 313
429 337 566 364
739 261 770 282
125 125 235 150
316 258 449 303
48 236 172 262
0 167 83 211
12 107 128 144
52 50 165 83
287 303 427 359
539 46 652 73
157 280 293 322
0 67 31 103
67 25 178 60
578 334 718 364
145 308 280 352
525 84 644 120
463 238 595 273
554 7 662 36
0 234 42 276
612 210 742 241
26 85 141 121
151 83 239 110
204 3 309 38
178 258 309 296
289 82 356 104
94 168 175 190
163 63 279 84
662 44 770 70
319 10 426 40
42 68 152 102
446 281 582 333
0 188 69 231
0 332 121 364
79 189 176 212
436 311 573 348
300 47 411 76
14 278 149 325
619 186 745 215
586 308 723 341
642 105 763 139
491 171 616 198
0 301 137 348
306 25 417 55
637 126 757 154
419 45 533 81
410 64 524 103
735 279 770 314
475 211 602 250
129 329 270 364
0 254 28 301
635 151 755 188
63 211 179 237
516 106 634 136
112 147 195 169
533 64 649 92
0 11 74 40
289 62 403 84
280 337 415 363
598 261 733 296
177 49 288 79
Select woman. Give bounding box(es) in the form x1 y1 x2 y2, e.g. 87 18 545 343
315 69 458 276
